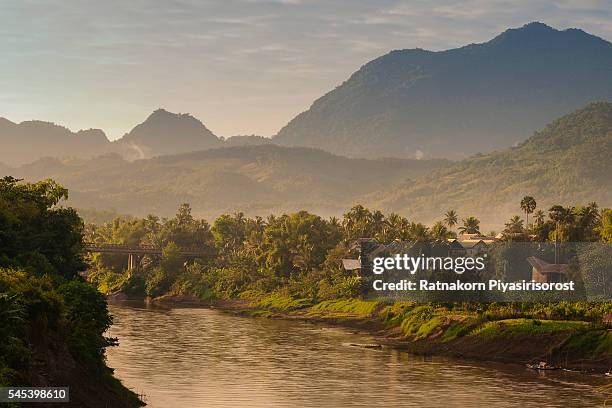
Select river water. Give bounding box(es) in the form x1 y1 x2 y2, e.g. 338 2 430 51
106 304 609 407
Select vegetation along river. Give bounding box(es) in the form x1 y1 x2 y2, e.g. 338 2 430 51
106 304 608 407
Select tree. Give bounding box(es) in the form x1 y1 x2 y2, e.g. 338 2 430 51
520 196 537 228
548 205 575 242
533 210 545 227
176 203 194 226
443 210 458 229
0 176 86 279
575 202 600 241
431 221 454 240
596 209 612 243
408 222 429 242
502 216 526 241
379 213 411 242
342 205 374 241
458 217 481 235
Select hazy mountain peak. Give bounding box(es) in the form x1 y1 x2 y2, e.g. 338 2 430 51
274 22 612 160
0 118 111 166
488 21 611 50
116 108 221 159
137 108 211 133
0 117 16 127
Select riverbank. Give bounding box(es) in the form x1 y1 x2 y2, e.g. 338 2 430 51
139 294 612 374
26 322 145 408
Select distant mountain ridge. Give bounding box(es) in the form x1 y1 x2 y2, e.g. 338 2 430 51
274 22 612 159
1 109 228 165
0 118 110 166
2 22 611 167
5 103 610 228
13 145 448 219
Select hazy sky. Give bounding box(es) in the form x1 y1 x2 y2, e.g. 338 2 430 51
1 0 611 140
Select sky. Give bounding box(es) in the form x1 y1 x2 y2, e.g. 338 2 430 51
1 0 611 140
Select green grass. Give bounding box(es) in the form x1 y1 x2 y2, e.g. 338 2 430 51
471 318 589 337
561 330 612 357
254 293 312 311
442 316 486 341
378 302 418 326
310 299 380 317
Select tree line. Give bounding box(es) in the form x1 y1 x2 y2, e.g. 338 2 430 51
85 196 612 302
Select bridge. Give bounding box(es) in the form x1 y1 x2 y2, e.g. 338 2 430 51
83 243 208 270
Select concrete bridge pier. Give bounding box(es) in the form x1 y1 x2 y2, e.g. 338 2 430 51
127 253 138 271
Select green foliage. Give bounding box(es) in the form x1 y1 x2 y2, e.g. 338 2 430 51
471 318 589 337
0 176 86 279
310 299 380 317
0 178 138 405
597 209 612 243
562 330 612 357
0 270 46 385
20 145 445 220
372 102 612 226
255 293 312 311
57 281 112 371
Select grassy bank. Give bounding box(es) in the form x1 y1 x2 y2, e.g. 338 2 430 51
208 295 612 373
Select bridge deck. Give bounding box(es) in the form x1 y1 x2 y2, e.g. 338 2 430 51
83 243 207 257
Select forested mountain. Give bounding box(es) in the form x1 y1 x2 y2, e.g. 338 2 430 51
274 22 612 160
0 118 110 166
370 102 612 226
4 103 611 228
114 109 222 160
13 145 447 219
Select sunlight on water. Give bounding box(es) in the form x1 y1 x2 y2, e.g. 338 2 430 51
106 304 608 408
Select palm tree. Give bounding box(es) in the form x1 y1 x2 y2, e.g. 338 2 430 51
458 217 480 235
409 222 430 242
382 213 411 242
504 215 524 234
443 210 458 229
371 210 385 237
431 221 454 240
548 205 575 242
533 210 545 227
520 196 537 228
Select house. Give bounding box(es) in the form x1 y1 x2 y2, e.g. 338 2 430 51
448 239 467 257
527 256 569 283
341 258 361 272
448 234 496 257
603 313 612 327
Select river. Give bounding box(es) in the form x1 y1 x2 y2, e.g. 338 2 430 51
106 304 608 407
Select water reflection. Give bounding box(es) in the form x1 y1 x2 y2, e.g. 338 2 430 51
106 304 608 407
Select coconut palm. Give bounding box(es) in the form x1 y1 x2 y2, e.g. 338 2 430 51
431 221 454 240
548 205 575 242
409 222 430 242
504 215 524 234
382 213 411 242
443 210 458 229
458 217 480 235
520 196 537 228
533 210 545 227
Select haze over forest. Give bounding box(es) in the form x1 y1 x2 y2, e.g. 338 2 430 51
1 22 611 229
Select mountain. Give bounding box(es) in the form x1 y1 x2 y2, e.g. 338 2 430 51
223 135 273 147
369 102 612 228
13 145 448 219
274 22 612 160
114 109 222 160
0 109 276 165
0 118 110 166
